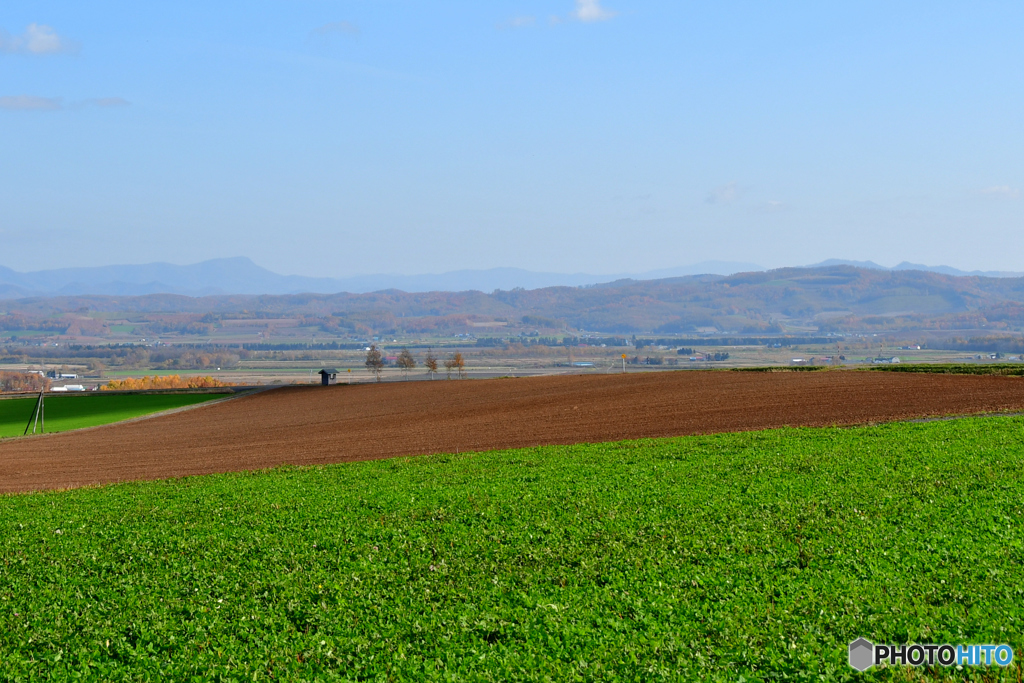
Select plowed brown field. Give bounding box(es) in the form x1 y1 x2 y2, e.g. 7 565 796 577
2 370 1023 493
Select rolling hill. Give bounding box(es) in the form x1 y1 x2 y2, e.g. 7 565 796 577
3 265 1024 337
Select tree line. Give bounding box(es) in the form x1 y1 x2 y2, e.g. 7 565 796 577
0 371 49 393
363 345 465 382
101 375 232 391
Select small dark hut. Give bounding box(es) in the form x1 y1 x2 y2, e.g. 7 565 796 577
318 368 338 386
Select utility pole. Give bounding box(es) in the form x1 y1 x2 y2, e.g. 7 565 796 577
24 389 44 436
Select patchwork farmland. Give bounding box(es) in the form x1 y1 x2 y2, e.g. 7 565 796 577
1 370 1023 679
2 370 1024 493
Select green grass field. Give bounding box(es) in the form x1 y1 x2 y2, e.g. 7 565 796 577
1 417 1022 680
869 363 1024 376
0 393 224 438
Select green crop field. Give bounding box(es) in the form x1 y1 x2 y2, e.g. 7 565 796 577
1 418 1022 680
869 363 1024 376
0 393 225 438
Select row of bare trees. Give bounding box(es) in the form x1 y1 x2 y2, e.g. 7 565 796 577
364 345 465 382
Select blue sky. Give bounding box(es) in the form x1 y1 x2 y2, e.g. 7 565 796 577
2 1 1022 277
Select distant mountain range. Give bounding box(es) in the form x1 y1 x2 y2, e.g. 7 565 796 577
804 259 1023 278
0 258 763 299
6 265 1024 340
0 257 1019 299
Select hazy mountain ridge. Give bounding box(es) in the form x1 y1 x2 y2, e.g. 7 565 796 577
0 258 341 298
1 257 1019 301
806 259 1024 278
4 265 1024 336
0 258 764 298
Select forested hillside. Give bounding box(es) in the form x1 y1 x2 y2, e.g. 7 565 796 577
3 266 1024 337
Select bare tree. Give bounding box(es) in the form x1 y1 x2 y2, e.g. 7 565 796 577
397 347 416 379
443 354 455 380
365 344 384 382
424 348 439 379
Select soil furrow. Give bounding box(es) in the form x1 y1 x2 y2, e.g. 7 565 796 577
1 371 1022 493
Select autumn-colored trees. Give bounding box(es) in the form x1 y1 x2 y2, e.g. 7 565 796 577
396 348 416 379
101 375 230 390
0 372 50 393
444 351 465 379
365 344 384 382
423 349 439 379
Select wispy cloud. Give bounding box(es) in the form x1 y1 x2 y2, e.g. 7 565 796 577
0 24 78 55
0 95 62 111
706 182 740 205
573 0 616 22
979 185 1020 199
0 95 130 112
311 21 359 39
87 97 130 108
499 16 537 30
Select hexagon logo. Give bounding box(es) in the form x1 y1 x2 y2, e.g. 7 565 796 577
849 638 875 671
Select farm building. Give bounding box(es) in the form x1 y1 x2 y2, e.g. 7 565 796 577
51 385 86 392
318 368 339 386
46 371 78 380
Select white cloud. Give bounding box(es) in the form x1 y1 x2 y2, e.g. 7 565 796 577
311 21 359 38
979 185 1020 199
706 182 740 205
0 24 78 55
573 0 616 22
0 95 62 111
